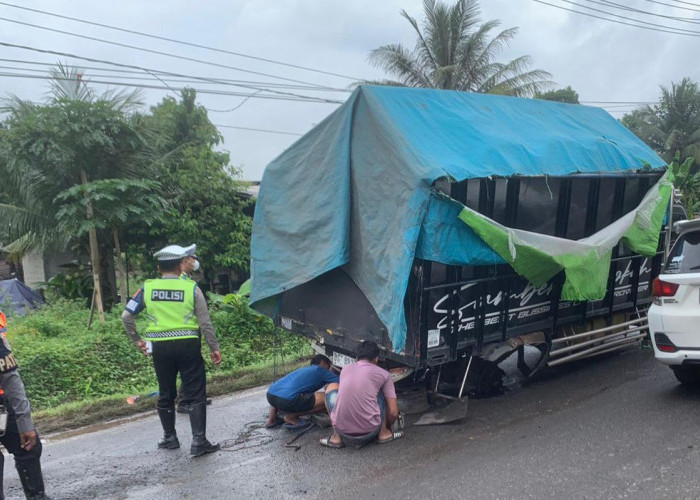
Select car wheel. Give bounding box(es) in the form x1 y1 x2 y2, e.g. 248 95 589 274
671 366 700 385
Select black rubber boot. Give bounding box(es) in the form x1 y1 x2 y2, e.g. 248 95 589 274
188 402 219 457
157 407 180 449
177 398 211 413
15 457 51 500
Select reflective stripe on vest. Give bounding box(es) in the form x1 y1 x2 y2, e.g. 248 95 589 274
143 279 199 341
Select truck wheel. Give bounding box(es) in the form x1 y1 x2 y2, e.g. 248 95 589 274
671 366 700 386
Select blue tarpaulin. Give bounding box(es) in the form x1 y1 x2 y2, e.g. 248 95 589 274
251 86 665 353
0 279 43 316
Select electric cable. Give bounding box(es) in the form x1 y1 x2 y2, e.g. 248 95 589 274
639 0 700 14
0 71 339 103
531 0 700 36
0 59 351 91
591 0 700 23
553 0 700 34
0 42 345 103
213 124 303 136
0 1 362 81
669 0 700 8
0 16 347 91
207 91 263 113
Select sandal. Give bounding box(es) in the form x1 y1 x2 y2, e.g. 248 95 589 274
377 431 404 444
319 437 344 449
265 416 285 428
283 418 311 431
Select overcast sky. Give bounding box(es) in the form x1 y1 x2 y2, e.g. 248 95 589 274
0 0 697 180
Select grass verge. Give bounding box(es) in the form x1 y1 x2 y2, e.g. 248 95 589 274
35 357 308 435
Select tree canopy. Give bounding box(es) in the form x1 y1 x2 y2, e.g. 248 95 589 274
534 86 580 104
368 0 553 96
0 65 162 314
133 89 252 284
622 77 700 217
621 78 700 165
0 65 154 256
0 65 252 304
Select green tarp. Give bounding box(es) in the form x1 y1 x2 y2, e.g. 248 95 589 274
458 170 673 301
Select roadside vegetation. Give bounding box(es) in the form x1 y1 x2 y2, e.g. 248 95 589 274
622 77 700 218
0 63 279 430
6 298 310 420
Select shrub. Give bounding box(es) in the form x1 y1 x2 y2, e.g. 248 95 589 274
37 263 93 304
5 298 310 409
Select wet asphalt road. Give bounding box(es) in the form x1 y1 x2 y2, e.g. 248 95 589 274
7 348 700 499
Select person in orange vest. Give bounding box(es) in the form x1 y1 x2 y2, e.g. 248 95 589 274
0 311 51 499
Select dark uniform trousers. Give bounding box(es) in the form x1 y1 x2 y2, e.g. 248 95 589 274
152 338 206 410
0 406 43 499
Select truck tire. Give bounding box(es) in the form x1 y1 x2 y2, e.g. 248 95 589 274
671 366 700 386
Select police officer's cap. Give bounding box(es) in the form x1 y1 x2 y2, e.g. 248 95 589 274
153 244 189 261
183 244 197 258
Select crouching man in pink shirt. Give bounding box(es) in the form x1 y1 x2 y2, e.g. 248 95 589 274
319 340 404 448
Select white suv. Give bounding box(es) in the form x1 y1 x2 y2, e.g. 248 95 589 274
648 219 700 384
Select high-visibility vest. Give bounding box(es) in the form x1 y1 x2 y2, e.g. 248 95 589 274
143 279 199 341
0 311 18 374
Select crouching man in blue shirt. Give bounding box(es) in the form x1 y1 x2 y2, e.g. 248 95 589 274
266 354 338 430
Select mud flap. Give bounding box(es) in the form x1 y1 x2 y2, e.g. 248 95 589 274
413 399 468 426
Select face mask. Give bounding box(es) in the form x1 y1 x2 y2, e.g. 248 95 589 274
192 259 200 272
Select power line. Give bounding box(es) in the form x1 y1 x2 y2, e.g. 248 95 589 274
0 63 351 94
0 58 351 91
640 0 700 13
0 64 222 86
592 0 700 23
554 0 700 34
669 0 700 8
531 0 700 36
207 91 263 113
0 71 339 103
0 72 308 135
213 124 303 136
0 1 362 82
0 67 660 112
0 16 344 91
0 41 345 104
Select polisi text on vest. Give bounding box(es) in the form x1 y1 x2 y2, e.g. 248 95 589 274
151 290 185 302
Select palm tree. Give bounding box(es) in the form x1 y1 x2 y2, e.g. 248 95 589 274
368 0 553 96
622 78 700 218
622 78 700 165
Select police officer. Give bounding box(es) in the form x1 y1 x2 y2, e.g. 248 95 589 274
121 245 222 457
0 311 51 499
175 244 211 414
179 244 198 281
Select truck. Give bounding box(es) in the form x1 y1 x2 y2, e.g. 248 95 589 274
250 86 671 404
